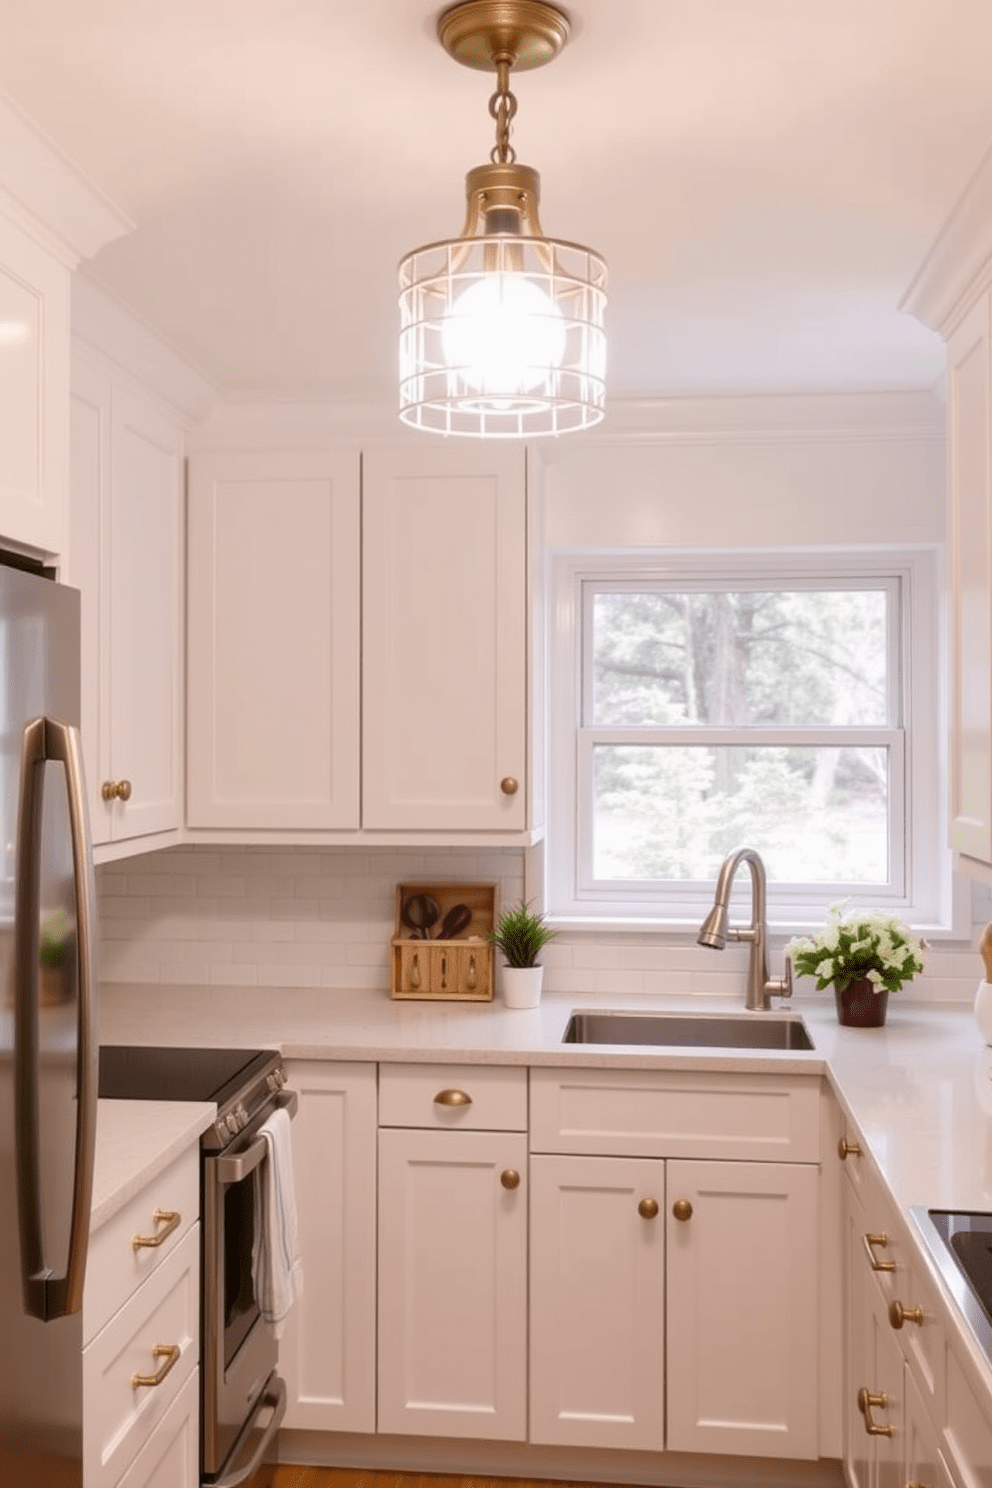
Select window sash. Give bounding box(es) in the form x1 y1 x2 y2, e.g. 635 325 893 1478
575 728 905 901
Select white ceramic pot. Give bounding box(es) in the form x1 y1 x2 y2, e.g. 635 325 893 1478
502 965 544 1009
975 980 992 1045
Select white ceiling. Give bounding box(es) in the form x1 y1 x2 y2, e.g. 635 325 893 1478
1 0 990 409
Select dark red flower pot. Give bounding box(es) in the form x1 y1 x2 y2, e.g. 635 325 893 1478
834 978 889 1027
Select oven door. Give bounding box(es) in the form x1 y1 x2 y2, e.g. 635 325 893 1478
202 1090 296 1484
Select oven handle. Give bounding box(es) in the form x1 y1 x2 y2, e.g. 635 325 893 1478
213 1089 298 1186
212 1371 287 1488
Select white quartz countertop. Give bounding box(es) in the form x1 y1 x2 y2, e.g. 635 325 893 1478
91 1098 215 1233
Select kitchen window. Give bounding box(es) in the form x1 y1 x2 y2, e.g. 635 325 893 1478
546 549 949 929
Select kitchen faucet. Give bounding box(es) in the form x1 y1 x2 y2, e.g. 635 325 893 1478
697 847 793 1011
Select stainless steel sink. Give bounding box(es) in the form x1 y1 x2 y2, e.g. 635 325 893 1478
562 1011 815 1050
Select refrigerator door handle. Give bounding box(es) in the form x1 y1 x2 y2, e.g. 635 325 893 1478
14 716 98 1320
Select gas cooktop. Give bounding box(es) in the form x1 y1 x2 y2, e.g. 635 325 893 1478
910 1207 992 1368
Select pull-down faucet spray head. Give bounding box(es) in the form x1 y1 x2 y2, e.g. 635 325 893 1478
697 901 729 950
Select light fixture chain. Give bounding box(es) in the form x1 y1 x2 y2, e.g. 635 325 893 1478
488 56 517 164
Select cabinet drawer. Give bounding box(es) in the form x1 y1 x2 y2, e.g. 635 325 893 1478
85 1144 199 1345
530 1067 820 1160
116 1367 199 1488
378 1064 527 1130
83 1224 199 1488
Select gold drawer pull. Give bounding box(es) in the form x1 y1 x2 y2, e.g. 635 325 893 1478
889 1299 924 1329
857 1387 895 1437
862 1232 896 1272
132 1343 180 1389
838 1137 863 1160
500 1169 521 1190
638 1197 659 1219
672 1198 693 1222
132 1209 181 1251
434 1089 472 1107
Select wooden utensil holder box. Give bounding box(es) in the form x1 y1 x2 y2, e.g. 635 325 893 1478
391 882 496 1001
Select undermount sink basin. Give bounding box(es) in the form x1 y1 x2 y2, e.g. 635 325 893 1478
562 1011 815 1051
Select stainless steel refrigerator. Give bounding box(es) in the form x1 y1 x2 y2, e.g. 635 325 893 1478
0 562 98 1486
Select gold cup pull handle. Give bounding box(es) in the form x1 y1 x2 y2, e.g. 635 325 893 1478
889 1299 924 1329
132 1343 181 1389
434 1088 472 1107
132 1209 181 1251
638 1197 659 1219
857 1387 895 1437
862 1232 896 1272
672 1198 693 1222
838 1137 863 1160
500 1169 521 1190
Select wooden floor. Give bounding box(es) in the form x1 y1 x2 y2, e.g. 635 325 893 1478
271 1472 629 1488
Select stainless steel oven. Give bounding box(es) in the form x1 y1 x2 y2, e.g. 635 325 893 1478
99 1045 298 1488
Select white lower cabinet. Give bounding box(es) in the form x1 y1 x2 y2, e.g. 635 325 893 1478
377 1064 528 1440
529 1153 666 1451
377 1125 528 1440
280 1061 376 1433
665 1158 819 1458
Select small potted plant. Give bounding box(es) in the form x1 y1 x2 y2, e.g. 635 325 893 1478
785 904 925 1027
489 900 557 1009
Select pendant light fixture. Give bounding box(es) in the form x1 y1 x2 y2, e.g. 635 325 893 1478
399 0 607 438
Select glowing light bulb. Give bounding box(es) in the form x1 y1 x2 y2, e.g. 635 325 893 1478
442 272 566 406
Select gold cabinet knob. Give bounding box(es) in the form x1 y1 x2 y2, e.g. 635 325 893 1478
500 776 519 796
838 1137 863 1160
857 1387 895 1437
101 779 133 802
889 1299 924 1329
637 1197 659 1219
433 1088 472 1107
500 1169 521 1190
672 1198 693 1222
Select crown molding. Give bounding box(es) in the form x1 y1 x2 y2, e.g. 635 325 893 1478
72 276 218 426
187 387 945 451
0 88 132 266
902 144 992 335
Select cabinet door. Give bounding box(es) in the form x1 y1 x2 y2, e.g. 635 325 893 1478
947 290 992 865
280 1062 376 1433
187 449 360 829
362 447 527 831
529 1153 665 1451
106 387 184 840
666 1158 819 1459
69 362 183 847
0 211 70 557
377 1126 527 1439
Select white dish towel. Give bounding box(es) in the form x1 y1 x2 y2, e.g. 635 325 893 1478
251 1105 303 1339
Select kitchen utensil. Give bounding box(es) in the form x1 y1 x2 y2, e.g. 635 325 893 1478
438 903 472 940
401 893 440 939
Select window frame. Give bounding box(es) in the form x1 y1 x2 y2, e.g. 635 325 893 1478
545 546 951 932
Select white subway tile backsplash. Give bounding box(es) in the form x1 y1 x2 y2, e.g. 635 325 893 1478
95 845 982 1005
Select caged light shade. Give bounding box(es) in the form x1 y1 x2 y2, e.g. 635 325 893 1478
398 1 607 438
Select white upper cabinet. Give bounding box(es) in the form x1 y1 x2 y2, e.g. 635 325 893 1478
0 211 71 557
186 448 361 830
904 147 992 876
69 358 184 852
362 446 528 833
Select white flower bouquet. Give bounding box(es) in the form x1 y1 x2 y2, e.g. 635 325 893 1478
785 905 924 994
